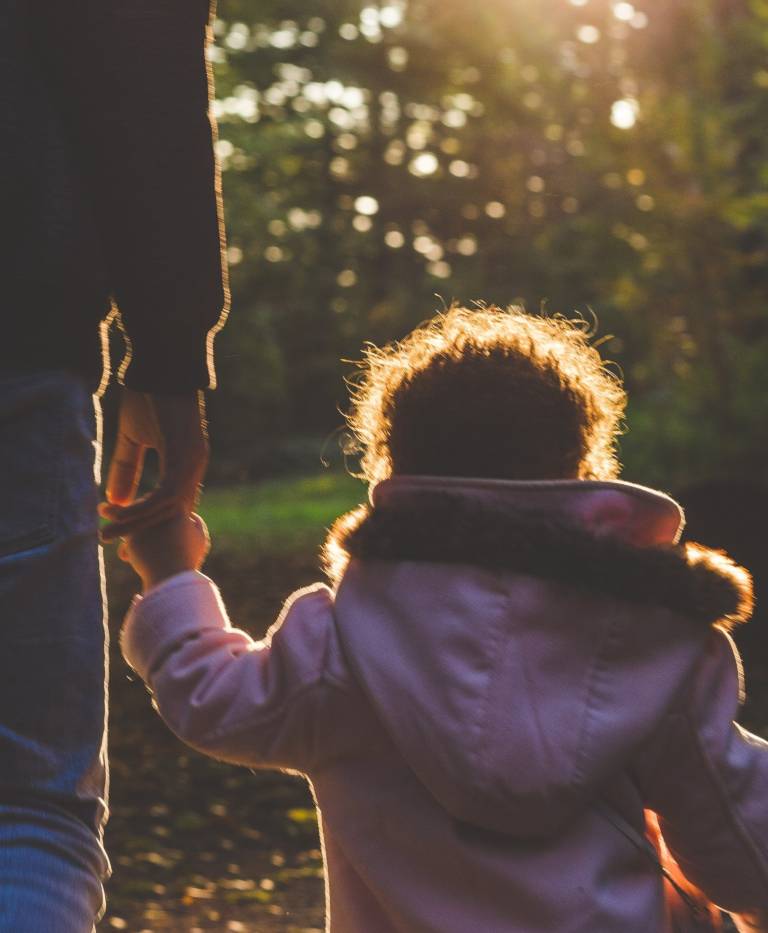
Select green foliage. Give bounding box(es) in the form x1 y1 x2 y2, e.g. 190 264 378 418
210 0 768 487
200 472 364 549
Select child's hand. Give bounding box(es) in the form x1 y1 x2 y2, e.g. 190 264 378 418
116 512 210 592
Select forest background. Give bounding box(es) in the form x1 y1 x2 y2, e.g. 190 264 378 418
201 0 768 490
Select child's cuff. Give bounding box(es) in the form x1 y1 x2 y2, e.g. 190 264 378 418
121 570 230 682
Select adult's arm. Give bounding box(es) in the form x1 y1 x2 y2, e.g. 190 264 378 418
42 0 229 393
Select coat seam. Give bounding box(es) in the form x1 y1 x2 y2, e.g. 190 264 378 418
475 592 509 780
571 612 623 788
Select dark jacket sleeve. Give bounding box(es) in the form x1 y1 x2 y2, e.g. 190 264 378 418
43 0 229 393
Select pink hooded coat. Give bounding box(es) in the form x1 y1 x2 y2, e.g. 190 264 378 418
121 477 767 932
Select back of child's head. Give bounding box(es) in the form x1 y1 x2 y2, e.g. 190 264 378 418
347 305 626 484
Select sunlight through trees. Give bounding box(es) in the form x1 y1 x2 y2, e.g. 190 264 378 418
197 0 768 487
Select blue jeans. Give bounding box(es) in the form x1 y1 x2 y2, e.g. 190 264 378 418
0 371 110 931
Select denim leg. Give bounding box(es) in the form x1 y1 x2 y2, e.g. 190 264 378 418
0 371 110 932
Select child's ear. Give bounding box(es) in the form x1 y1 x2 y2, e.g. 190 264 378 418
576 489 683 547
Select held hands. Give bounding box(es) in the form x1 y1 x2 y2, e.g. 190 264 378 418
117 512 210 592
99 388 211 591
99 388 209 542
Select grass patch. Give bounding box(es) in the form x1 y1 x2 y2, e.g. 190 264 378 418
199 472 365 551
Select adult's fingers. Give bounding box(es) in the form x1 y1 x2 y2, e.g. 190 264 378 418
106 433 146 506
101 391 208 537
99 493 180 542
152 392 209 503
100 493 177 525
101 508 179 542
161 433 209 509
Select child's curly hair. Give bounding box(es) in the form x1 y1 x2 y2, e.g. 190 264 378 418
346 304 626 483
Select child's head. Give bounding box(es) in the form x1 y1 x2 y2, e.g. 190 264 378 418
347 305 626 484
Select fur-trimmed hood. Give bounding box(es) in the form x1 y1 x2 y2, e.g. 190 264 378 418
326 476 752 629
330 476 754 838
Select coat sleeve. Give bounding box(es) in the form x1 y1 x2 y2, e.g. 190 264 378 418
120 572 338 773
632 628 768 930
42 0 228 393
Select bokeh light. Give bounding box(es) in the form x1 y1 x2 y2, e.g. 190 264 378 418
610 98 639 129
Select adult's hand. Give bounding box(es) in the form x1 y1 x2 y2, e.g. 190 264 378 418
98 388 209 542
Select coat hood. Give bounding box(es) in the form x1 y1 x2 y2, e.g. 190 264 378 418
330 476 753 839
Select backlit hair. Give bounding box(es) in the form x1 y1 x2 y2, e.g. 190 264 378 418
346 304 626 484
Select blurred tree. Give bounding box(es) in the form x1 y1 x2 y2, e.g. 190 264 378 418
207 0 768 486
